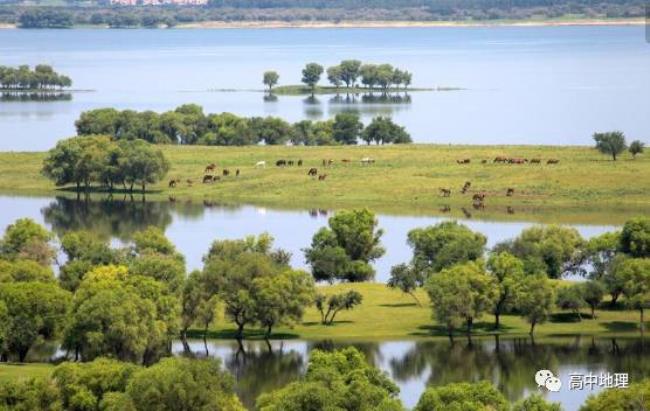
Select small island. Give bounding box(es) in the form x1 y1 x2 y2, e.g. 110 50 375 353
0 64 72 91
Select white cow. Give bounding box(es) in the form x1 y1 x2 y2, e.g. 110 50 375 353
255 161 266 168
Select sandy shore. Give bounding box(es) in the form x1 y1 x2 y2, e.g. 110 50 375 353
177 18 645 29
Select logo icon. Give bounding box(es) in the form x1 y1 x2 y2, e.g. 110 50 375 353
535 369 562 392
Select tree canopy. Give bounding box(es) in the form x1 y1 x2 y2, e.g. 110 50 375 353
593 131 627 161
0 64 72 90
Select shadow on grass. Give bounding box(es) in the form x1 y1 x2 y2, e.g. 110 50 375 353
301 320 353 327
378 303 418 308
187 328 299 340
410 321 514 337
550 312 595 323
601 321 640 333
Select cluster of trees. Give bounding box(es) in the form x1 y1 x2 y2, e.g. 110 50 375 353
42 136 170 192
0 65 72 90
75 105 412 145
593 131 645 161
383 217 650 336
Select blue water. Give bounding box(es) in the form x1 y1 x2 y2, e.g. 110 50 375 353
1 26 648 150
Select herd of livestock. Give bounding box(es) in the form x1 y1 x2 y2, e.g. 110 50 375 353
166 155 561 207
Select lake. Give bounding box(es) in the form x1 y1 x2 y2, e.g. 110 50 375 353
1 26 649 151
0 195 617 280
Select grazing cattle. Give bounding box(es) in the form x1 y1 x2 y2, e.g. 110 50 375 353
494 156 508 163
360 157 375 165
276 160 286 167
547 159 559 164
506 188 515 197
457 159 471 164
461 181 471 194
168 180 177 188
186 179 193 186
481 159 487 164
318 174 327 181
342 159 351 164
530 158 541 164
472 193 486 202
236 169 240 177
297 159 303 166
507 206 515 214
202 175 213 184
439 188 451 197
439 205 451 213
205 163 216 173
223 169 230 176
508 158 527 164
472 202 485 210
288 160 294 166
307 168 318 177
255 161 266 168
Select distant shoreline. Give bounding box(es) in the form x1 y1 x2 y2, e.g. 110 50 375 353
0 18 645 30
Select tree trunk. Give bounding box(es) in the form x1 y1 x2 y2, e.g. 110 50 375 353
466 317 473 336
529 321 536 335
610 292 620 308
408 292 421 307
495 312 501 329
640 308 645 332
265 324 273 340
591 305 596 319
236 321 245 341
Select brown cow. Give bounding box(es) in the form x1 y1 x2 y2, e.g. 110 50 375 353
481 159 488 164
547 159 559 164
318 174 327 181
297 159 303 166
472 193 486 202
168 179 177 188
494 156 508 163
457 159 471 164
461 181 471 194
506 188 515 197
439 205 451 213
509 158 527 164
205 163 216 173
307 168 318 177
202 175 213 184
236 169 240 177
342 159 351 165
439 188 451 197
530 158 541 164
223 169 230 176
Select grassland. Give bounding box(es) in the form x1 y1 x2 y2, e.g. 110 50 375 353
1 144 648 224
0 362 53 382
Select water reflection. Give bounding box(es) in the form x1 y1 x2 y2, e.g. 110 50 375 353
0 92 72 102
172 337 650 410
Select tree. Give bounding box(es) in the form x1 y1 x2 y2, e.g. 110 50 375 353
580 378 650 411
263 70 279 91
256 347 402 411
487 252 524 329
619 216 650 258
512 394 562 411
314 290 363 325
629 140 645 158
407 221 486 274
301 62 323 94
0 259 55 283
339 59 362 88
619 258 650 331
414 381 508 411
593 131 626 161
126 357 244 411
0 218 54 266
326 65 343 89
556 284 586 321
304 209 385 282
59 230 120 291
387 263 423 305
118 139 170 193
250 116 292 145
332 112 363 145
516 274 554 335
361 116 411 145
253 269 315 338
0 376 63 410
580 280 605 319
0 282 71 362
494 225 584 278
360 64 379 89
425 262 498 336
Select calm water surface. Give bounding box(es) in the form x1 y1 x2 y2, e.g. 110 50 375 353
0 195 617 280
1 27 649 150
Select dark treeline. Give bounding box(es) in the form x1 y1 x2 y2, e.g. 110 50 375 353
75 104 412 145
2 0 645 28
0 65 72 90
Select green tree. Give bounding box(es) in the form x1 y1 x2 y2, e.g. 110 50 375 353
59 230 120 291
332 112 363 145
301 62 324 94
425 262 498 336
256 347 403 411
304 209 384 282
407 221 486 274
580 378 650 411
516 274 555 335
118 139 170 193
263 70 279 91
0 282 71 362
0 218 54 266
387 263 423 306
339 59 362 88
326 65 343 89
314 290 363 325
556 283 586 321
579 280 605 319
629 140 645 158
250 116 292 145
593 131 627 161
414 381 508 411
360 64 379 89
487 252 524 329
0 259 55 283
361 116 411 145
0 376 63 410
619 216 650 258
126 357 244 411
512 394 562 411
619 258 650 331
495 225 584 278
